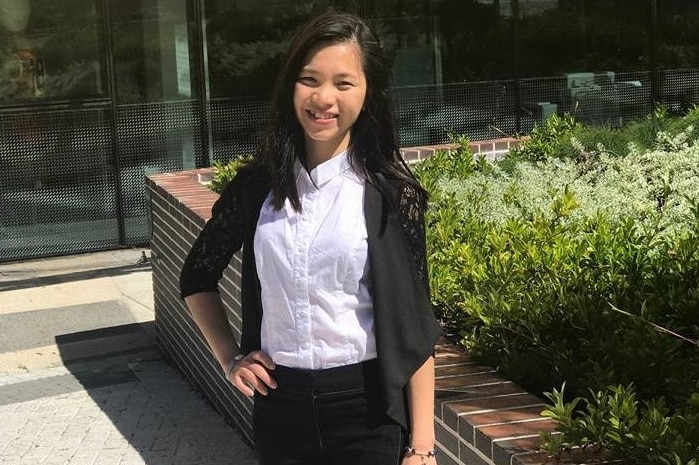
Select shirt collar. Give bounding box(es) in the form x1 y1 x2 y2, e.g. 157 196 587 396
294 150 351 187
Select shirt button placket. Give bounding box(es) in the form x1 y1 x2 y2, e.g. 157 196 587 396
294 189 314 365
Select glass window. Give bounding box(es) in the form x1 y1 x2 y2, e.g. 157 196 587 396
433 0 514 82
658 0 699 69
0 0 106 104
515 0 653 128
657 0 699 114
204 0 317 99
517 0 650 78
110 0 198 103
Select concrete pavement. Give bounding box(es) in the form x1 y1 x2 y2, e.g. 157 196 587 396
0 249 257 465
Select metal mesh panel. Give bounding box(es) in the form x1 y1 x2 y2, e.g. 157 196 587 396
658 68 699 115
0 105 119 262
116 100 203 245
518 72 652 130
517 76 567 133
395 80 520 145
208 97 269 163
612 71 652 122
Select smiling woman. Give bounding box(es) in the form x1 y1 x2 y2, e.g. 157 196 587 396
180 10 441 465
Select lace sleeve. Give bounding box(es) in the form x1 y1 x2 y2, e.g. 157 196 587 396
179 178 245 299
396 183 430 293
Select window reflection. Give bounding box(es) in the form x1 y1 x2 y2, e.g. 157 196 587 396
110 0 196 103
0 0 105 104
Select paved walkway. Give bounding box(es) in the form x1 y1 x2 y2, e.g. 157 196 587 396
0 249 257 465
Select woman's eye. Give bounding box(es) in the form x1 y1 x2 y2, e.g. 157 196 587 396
337 81 353 89
297 76 316 85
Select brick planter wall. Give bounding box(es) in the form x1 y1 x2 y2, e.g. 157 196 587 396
146 139 565 465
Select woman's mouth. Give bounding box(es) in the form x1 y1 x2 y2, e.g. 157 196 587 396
307 110 338 123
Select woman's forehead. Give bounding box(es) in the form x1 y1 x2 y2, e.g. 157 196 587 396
300 41 364 73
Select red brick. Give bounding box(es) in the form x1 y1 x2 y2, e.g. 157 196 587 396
457 405 549 447
469 405 547 428
447 393 546 416
437 381 524 401
401 149 420 162
475 419 559 458
493 436 546 465
436 363 494 377
436 372 515 391
475 142 494 153
478 418 559 441
512 451 557 465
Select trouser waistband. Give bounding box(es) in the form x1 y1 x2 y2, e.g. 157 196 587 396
272 359 378 395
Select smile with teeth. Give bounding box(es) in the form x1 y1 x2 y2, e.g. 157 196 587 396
307 110 338 121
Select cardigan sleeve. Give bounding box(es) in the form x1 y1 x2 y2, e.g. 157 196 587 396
179 175 246 299
364 178 441 430
396 183 430 294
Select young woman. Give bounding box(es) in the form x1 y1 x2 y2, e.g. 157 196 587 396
180 11 441 465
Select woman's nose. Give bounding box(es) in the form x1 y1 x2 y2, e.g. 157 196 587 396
311 84 334 105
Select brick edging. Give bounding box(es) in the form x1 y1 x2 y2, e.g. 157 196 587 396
147 139 564 465
400 137 524 163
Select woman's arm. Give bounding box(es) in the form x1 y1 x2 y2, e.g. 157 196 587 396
403 356 438 464
184 292 276 396
180 169 276 396
394 181 439 462
185 292 240 371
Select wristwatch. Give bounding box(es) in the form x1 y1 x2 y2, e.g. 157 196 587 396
224 353 245 380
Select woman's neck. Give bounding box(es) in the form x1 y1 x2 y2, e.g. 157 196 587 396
304 136 350 171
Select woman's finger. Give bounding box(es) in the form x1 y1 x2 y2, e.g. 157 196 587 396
247 351 276 371
229 351 277 396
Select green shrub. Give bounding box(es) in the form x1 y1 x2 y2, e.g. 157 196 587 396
507 112 581 162
411 133 492 196
209 155 253 194
416 118 699 463
541 383 699 465
508 106 680 163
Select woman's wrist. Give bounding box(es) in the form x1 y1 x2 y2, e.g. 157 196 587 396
408 433 435 451
223 353 245 380
406 432 436 458
404 446 437 463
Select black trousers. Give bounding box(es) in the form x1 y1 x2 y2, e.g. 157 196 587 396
253 360 407 465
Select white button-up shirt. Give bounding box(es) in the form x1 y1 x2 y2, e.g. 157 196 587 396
253 152 376 369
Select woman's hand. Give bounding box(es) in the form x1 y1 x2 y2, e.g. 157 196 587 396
227 350 277 396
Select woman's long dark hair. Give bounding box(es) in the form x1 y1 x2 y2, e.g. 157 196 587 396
254 11 427 211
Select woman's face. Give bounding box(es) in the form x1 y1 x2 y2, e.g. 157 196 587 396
293 41 367 159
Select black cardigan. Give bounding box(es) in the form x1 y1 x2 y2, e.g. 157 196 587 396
180 165 441 430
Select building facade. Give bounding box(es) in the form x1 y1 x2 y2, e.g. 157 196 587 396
1 0 697 261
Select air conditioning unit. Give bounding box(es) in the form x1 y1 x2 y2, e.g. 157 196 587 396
565 72 622 127
566 72 600 100
533 102 558 123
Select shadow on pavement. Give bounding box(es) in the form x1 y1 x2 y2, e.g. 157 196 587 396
0 263 151 292
55 322 257 465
